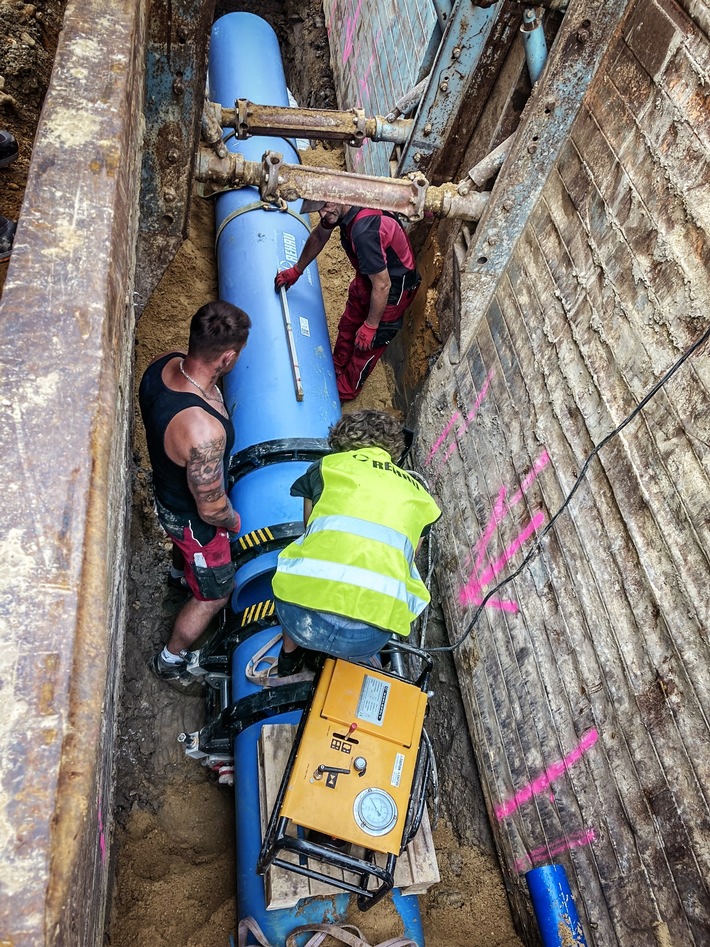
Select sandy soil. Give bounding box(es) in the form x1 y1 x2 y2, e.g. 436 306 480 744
1 2 524 945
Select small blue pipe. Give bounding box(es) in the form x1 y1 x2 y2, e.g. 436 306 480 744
526 864 588 947
521 8 548 85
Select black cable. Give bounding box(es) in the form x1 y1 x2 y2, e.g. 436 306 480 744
427 321 710 654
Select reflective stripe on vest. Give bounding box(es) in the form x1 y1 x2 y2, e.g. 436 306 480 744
293 513 417 570
276 556 428 617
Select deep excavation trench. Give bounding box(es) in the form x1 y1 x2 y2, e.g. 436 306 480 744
111 179 523 947
109 1 525 940
1 0 523 943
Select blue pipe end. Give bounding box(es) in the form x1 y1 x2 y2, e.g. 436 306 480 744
521 21 547 84
525 864 588 947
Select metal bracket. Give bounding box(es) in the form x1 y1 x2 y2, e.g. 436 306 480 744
261 150 283 203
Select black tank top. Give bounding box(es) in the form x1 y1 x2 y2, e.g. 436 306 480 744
138 352 235 522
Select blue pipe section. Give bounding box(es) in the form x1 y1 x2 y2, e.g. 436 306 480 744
521 8 548 85
231 631 350 946
208 13 341 606
526 864 588 947
209 14 424 945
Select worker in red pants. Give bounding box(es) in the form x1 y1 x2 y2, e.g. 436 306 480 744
275 200 420 402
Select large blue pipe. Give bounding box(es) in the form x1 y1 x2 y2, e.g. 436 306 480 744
209 14 425 945
209 12 341 608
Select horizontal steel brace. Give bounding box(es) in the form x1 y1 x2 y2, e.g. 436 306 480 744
195 148 489 222
214 100 413 147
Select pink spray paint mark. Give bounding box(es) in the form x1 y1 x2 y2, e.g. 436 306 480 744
425 412 461 465
477 510 545 587
358 33 380 100
495 729 599 821
459 451 550 612
428 369 494 479
342 0 363 65
513 827 598 874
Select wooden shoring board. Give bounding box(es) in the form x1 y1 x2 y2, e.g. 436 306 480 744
257 726 310 910
259 723 440 908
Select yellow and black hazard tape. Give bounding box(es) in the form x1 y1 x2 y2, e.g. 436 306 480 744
237 526 274 551
231 520 304 569
240 599 276 627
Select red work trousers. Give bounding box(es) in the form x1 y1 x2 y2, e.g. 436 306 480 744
332 274 420 401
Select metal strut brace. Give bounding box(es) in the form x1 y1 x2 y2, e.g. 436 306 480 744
195 148 490 222
213 99 414 147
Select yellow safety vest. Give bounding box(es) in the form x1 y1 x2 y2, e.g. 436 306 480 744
272 448 441 636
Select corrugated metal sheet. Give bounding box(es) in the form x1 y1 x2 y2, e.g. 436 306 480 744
413 0 710 943
322 0 437 177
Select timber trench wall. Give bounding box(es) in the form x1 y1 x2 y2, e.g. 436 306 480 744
330 0 710 944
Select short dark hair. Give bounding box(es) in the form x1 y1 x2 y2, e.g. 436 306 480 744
188 300 251 359
328 410 405 459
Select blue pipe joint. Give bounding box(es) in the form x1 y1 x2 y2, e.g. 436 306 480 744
521 8 548 85
526 864 588 947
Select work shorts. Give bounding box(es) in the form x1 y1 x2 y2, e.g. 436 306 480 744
274 598 391 660
156 501 235 602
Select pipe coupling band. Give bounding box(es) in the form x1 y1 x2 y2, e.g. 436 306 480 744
232 520 304 569
229 437 330 486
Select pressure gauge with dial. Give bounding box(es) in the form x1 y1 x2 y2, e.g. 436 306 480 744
353 787 398 837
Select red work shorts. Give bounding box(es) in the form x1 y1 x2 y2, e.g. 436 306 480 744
157 504 235 602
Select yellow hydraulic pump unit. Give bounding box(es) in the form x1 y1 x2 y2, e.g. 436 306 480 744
257 648 434 909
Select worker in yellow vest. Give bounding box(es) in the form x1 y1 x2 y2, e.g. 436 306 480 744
272 410 441 675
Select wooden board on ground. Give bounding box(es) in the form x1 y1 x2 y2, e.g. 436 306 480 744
258 723 440 908
257 725 311 910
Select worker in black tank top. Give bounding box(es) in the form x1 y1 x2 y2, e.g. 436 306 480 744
140 352 235 543
138 300 251 689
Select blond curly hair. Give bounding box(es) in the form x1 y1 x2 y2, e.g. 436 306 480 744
328 410 405 459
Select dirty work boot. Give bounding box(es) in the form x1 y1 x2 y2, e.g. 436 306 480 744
0 216 16 263
149 650 200 692
0 131 18 167
277 645 305 676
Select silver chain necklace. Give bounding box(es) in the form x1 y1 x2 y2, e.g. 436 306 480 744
178 359 224 404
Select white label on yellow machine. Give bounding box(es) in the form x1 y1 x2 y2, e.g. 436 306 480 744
391 752 405 788
356 675 390 726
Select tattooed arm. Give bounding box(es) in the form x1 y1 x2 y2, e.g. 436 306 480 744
165 410 240 532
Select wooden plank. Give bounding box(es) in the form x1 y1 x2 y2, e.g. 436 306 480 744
258 725 311 911
260 724 344 900
400 807 440 895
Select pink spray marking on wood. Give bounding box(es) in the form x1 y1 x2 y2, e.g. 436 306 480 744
459 451 550 612
495 729 599 821
513 827 597 873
